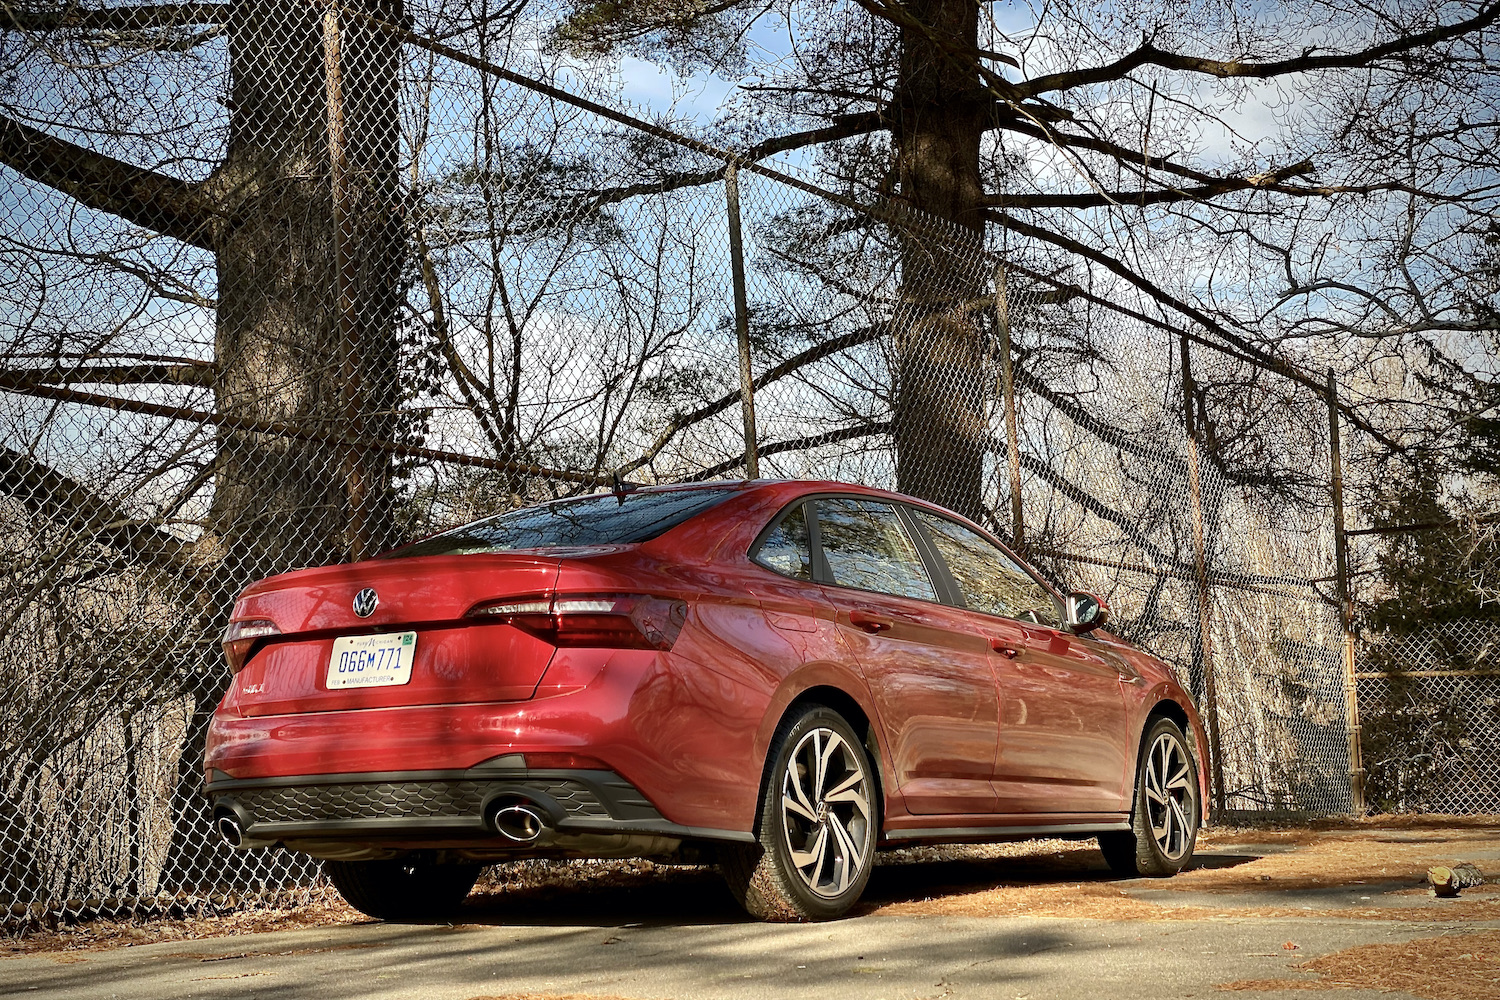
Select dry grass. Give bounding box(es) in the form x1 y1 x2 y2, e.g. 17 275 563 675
867 818 1500 920
1217 930 1500 1000
0 896 364 959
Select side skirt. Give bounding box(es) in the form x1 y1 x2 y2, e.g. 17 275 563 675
882 814 1130 844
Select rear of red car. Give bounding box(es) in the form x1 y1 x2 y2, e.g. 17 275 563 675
204 484 767 861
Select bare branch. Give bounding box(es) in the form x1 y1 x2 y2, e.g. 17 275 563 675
987 161 1446 209
0 114 217 250
1018 4 1500 97
0 4 228 33
0 445 195 575
616 325 884 477
989 210 1407 451
558 112 887 214
689 420 893 480
0 364 214 389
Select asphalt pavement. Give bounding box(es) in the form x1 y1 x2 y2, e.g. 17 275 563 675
4 907 1488 999
6 833 1497 1000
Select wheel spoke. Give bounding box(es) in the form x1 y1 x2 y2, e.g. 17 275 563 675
826 768 862 798
815 730 844 798
785 759 817 821
825 785 870 820
782 792 818 823
1144 785 1166 806
827 815 862 892
1167 798 1190 857
1153 802 1173 846
790 823 828 875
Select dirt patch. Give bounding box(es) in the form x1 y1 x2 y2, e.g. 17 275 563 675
1217 929 1500 1000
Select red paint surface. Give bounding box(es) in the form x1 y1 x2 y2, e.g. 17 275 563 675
206 480 1209 837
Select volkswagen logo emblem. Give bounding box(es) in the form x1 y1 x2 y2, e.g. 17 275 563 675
352 587 379 618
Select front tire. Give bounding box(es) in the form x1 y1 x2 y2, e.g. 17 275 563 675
1100 717 1200 877
324 859 482 920
722 705 877 921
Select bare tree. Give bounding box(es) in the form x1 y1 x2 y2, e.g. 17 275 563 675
551 0 1500 512
0 0 415 891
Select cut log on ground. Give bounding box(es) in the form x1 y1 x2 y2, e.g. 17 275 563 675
1428 863 1485 897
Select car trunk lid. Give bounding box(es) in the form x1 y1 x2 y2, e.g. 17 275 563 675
224 553 561 717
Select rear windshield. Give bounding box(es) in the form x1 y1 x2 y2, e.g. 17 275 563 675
384 487 735 558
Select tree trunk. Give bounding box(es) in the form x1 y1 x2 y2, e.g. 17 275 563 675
157 0 406 894
891 0 990 520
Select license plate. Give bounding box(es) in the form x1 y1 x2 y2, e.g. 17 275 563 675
327 631 417 689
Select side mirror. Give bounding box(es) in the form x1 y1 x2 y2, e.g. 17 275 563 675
1067 592 1110 633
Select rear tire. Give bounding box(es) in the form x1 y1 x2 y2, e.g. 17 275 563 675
1100 717 1200 877
721 705 877 921
324 859 481 921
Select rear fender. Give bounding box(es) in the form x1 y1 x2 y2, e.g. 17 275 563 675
751 662 889 824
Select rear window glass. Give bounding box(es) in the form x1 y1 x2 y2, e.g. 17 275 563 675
384 488 734 558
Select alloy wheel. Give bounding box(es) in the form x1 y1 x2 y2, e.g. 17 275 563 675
778 726 873 898
1143 729 1195 861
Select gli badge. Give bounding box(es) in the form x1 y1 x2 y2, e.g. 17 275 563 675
352 587 379 618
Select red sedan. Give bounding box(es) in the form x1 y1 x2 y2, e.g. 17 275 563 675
206 479 1209 921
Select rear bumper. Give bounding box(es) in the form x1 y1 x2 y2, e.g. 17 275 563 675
205 765 752 856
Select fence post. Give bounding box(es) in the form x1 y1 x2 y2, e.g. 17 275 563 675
1326 369 1366 813
324 2 370 559
1180 335 1226 812
994 265 1025 550
724 163 759 479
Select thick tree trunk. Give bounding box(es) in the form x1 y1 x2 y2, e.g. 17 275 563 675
208 0 404 577
891 0 990 520
157 0 406 893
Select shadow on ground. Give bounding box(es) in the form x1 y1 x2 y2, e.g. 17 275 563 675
451 843 1267 927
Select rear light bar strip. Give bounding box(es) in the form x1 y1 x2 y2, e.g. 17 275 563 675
468 593 685 650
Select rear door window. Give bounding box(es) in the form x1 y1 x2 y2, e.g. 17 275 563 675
815 498 936 602
911 510 1060 626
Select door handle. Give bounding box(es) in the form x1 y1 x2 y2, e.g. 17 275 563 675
988 637 1020 658
849 610 894 633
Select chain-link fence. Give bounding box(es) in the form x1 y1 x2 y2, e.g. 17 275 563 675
0 1 1442 930
1356 622 1500 814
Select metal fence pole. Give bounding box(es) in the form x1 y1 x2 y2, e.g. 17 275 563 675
324 2 370 558
1326 368 1367 813
725 163 759 479
1181 334 1226 811
995 265 1025 550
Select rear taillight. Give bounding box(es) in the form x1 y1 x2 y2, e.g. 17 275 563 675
222 619 281 673
468 594 686 650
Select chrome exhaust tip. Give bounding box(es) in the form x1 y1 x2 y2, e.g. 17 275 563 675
491 802 546 844
215 812 245 849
